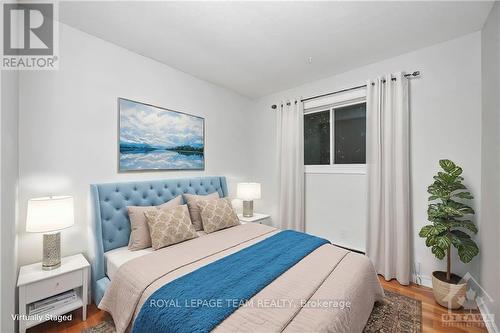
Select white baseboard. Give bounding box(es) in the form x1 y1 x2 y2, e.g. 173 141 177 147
477 301 499 333
412 273 432 288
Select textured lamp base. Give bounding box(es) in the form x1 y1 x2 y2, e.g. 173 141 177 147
242 200 254 217
42 232 61 270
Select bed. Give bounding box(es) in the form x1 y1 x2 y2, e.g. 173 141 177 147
90 176 383 333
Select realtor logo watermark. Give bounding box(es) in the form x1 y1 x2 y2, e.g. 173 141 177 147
441 272 496 329
1 1 58 69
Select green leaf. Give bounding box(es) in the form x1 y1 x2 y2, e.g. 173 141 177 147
457 241 479 263
451 167 464 176
440 159 462 176
426 235 437 247
451 234 479 263
437 172 458 184
444 201 475 216
451 229 472 239
461 221 478 234
435 235 452 249
443 206 463 217
439 159 456 171
419 225 433 237
432 245 446 260
448 220 478 234
448 182 467 191
433 223 448 234
430 217 448 224
428 204 446 219
453 191 474 200
427 185 450 200
464 224 478 234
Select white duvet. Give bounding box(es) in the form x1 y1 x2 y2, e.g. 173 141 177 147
99 224 384 333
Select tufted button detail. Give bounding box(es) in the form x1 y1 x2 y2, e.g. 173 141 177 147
97 177 228 252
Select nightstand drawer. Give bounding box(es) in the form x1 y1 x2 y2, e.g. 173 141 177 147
25 270 83 304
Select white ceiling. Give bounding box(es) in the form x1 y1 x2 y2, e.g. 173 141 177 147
59 1 493 98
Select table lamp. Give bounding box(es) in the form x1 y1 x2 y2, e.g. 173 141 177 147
26 196 74 270
237 183 261 217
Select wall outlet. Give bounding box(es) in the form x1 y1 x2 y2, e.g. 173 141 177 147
414 262 422 285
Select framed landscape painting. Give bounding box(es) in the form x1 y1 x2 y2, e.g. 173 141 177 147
118 98 205 171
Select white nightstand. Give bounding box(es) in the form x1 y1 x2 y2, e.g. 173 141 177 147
17 253 90 333
238 213 271 224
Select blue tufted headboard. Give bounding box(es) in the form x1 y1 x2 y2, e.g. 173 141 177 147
90 176 228 304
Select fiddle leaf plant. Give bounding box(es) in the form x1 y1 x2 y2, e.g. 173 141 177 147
419 159 479 282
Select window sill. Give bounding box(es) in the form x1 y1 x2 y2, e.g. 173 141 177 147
305 165 366 175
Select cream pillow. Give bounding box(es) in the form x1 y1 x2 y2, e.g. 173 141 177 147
127 196 182 251
198 198 240 234
183 192 220 231
144 205 198 250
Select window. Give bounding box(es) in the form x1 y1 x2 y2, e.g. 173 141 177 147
304 101 366 173
304 111 330 165
334 103 366 164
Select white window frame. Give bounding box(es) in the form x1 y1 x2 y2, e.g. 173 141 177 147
304 88 367 175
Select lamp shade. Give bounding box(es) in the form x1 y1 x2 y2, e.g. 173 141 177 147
237 183 261 201
26 196 74 233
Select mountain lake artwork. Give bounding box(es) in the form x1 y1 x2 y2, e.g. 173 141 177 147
119 98 205 171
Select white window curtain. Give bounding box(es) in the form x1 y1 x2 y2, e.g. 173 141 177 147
365 73 411 285
276 99 305 231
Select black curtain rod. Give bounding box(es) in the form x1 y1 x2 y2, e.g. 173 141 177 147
271 71 420 109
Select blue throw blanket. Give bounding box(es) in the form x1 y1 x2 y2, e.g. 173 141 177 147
132 230 329 333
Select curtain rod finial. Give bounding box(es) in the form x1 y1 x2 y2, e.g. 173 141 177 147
271 104 277 109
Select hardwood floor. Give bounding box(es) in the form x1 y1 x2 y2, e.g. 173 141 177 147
28 276 489 333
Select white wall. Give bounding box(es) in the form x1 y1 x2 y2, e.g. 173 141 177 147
251 32 482 284
305 174 366 251
480 2 500 330
17 23 254 267
1 70 19 333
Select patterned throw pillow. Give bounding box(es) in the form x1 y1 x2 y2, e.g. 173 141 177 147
127 196 182 251
144 205 198 250
198 198 240 234
183 192 220 231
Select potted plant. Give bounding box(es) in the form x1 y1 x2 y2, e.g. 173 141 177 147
419 159 479 309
